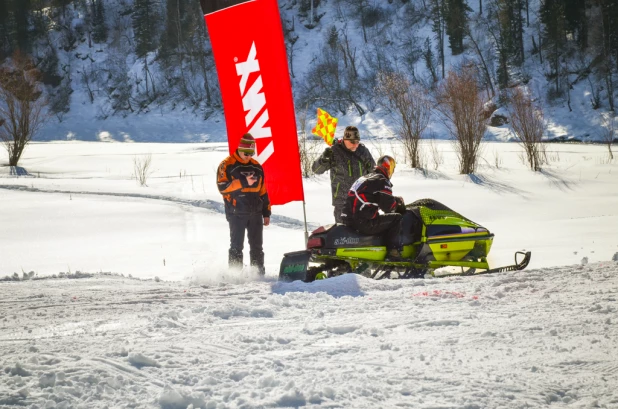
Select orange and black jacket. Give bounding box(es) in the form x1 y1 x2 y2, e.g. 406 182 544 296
217 151 271 218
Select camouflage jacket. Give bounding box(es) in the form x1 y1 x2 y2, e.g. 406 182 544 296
312 139 375 206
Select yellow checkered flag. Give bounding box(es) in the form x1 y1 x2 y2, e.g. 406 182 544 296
311 108 338 146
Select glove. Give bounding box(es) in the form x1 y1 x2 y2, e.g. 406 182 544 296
322 148 333 163
395 196 406 214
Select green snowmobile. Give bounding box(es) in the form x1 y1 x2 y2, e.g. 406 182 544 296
279 199 531 282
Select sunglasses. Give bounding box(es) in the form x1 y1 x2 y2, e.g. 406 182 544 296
240 151 254 157
346 139 360 145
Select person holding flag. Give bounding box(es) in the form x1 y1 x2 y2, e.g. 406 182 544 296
312 125 375 224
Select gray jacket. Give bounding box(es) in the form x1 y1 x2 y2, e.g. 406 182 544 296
312 139 375 206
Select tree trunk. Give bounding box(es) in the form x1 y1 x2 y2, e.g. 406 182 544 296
518 0 525 64
466 28 495 97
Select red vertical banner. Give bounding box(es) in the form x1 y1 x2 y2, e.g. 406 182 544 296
205 0 305 205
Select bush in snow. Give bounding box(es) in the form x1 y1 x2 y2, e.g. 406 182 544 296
375 71 431 169
436 65 487 174
0 52 48 167
508 87 546 172
133 154 153 187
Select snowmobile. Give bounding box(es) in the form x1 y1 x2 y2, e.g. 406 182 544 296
279 199 531 282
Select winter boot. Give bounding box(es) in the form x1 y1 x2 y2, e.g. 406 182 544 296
250 250 265 275
229 249 243 270
385 248 404 262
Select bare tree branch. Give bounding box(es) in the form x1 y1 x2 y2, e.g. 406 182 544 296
375 71 431 169
436 66 487 174
508 87 546 171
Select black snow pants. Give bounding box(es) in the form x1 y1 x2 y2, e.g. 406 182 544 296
228 213 265 274
347 213 402 250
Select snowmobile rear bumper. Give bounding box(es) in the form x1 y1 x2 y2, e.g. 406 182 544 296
279 250 312 282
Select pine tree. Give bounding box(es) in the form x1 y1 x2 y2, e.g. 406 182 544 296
541 0 566 93
9 0 32 54
327 26 339 50
133 0 159 59
564 0 587 49
53 0 72 20
92 0 108 44
160 0 194 65
430 0 447 78
0 1 9 60
423 37 439 84
132 0 160 100
486 0 524 90
445 0 471 55
590 0 618 110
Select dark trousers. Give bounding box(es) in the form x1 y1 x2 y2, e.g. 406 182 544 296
349 213 402 249
333 202 345 224
228 213 264 272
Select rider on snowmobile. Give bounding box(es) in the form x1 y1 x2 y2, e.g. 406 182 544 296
341 155 405 261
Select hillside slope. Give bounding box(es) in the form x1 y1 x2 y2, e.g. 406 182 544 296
10 0 616 144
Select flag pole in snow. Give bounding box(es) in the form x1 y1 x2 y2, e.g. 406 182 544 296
302 201 309 245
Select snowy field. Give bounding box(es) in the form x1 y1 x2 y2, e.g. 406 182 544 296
1 140 617 408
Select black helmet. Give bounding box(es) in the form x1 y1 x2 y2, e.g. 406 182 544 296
376 155 396 179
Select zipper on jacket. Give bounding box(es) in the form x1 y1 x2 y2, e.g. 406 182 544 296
348 160 352 176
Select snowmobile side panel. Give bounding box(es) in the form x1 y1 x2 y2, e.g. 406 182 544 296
428 240 475 261
401 243 416 259
335 247 387 261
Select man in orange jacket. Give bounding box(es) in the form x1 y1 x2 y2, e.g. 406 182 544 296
217 133 271 274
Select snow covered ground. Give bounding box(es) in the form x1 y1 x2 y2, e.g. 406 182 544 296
1 140 617 408
0 261 617 409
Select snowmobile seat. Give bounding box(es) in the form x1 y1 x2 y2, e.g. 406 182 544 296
323 224 387 248
401 208 423 245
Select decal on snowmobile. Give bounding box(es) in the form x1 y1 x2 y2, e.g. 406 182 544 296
334 237 361 246
282 263 307 274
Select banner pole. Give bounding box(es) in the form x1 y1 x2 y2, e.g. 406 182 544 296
302 200 309 246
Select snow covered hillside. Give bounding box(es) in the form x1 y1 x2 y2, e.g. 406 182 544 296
1 261 617 408
5 0 615 143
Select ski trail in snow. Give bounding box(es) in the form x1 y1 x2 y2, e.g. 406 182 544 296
0 184 318 230
1 262 618 408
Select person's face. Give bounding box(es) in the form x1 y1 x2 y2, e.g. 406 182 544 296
343 139 360 151
238 151 254 161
